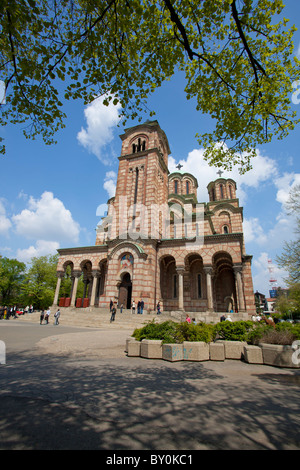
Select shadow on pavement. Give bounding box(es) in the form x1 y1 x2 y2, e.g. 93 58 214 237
0 349 299 450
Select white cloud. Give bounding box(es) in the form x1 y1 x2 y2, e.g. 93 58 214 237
16 240 60 263
103 171 117 199
77 95 122 163
243 217 268 245
0 199 12 236
12 191 80 244
274 172 300 207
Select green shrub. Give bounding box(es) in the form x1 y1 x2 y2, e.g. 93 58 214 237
214 321 253 342
132 320 178 343
174 322 215 343
247 322 300 345
275 322 300 340
132 320 215 343
247 323 275 345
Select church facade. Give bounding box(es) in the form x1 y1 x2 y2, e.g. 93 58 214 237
54 121 256 319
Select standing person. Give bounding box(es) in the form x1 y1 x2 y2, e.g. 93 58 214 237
137 300 141 314
110 303 116 323
157 302 161 315
131 300 136 314
54 309 60 325
109 299 113 312
45 307 51 324
40 310 45 324
140 299 144 315
120 303 123 313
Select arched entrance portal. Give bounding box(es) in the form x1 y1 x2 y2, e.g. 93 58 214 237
118 273 132 309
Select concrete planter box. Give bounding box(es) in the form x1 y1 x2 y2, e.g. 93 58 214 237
140 339 162 359
162 343 184 362
218 340 247 360
209 342 225 361
183 341 209 361
127 339 141 357
260 343 300 369
125 337 135 353
243 345 263 364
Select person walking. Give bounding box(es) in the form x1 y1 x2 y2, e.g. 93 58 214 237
45 308 51 324
132 300 136 314
140 299 144 315
157 302 161 315
40 310 45 324
54 309 60 325
110 303 117 323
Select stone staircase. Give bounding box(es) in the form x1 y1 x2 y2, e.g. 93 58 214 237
15 306 250 329
16 307 176 330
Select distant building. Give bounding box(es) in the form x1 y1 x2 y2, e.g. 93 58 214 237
54 121 256 319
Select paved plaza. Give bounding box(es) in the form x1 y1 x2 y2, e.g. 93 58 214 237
0 315 299 451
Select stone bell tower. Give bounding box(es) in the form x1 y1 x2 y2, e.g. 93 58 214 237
97 120 171 242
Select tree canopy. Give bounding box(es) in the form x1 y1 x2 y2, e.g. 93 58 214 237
1 0 299 171
0 256 26 305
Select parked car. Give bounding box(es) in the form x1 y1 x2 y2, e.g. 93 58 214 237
17 309 25 315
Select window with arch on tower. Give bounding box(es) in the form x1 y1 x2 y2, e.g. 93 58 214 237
132 137 146 153
174 180 178 194
186 180 189 194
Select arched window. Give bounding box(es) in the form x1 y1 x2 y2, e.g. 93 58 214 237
223 225 229 234
132 137 146 153
174 180 178 194
186 180 189 194
197 274 202 298
228 185 233 199
220 184 224 199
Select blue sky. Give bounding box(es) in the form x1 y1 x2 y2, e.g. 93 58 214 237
0 0 300 297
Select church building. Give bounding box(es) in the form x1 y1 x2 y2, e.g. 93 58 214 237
54 120 256 320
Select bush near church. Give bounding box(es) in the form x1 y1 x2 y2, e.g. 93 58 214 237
132 320 300 346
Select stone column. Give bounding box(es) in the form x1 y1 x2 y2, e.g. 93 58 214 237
177 267 185 311
90 270 100 307
53 271 64 306
71 270 81 307
204 266 213 311
234 265 245 311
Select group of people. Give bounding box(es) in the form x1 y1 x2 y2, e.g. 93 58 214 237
39 308 61 325
0 305 34 319
131 299 145 314
109 299 163 322
252 313 275 324
0 306 17 320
